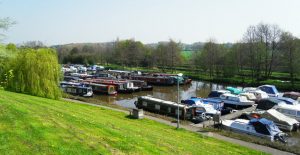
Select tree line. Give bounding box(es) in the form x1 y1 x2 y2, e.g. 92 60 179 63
56 23 300 87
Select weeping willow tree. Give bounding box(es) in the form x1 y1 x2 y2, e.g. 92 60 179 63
4 47 61 99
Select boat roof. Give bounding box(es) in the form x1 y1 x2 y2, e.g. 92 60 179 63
284 91 300 96
272 97 297 105
263 109 299 125
226 87 243 94
221 93 238 97
139 96 187 108
212 90 230 93
259 98 283 103
249 118 275 126
89 83 112 87
277 103 300 111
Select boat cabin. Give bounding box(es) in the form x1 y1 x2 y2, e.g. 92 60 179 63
226 87 243 95
283 92 300 101
273 104 300 122
272 97 299 105
256 98 285 110
258 85 279 97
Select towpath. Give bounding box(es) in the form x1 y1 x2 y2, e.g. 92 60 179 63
63 98 294 155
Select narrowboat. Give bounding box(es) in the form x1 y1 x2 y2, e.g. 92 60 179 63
258 85 279 97
84 79 134 93
135 96 216 121
129 75 175 86
60 81 83 87
222 118 287 143
152 73 192 85
61 85 93 97
128 80 153 91
88 83 117 95
63 76 82 82
135 96 188 119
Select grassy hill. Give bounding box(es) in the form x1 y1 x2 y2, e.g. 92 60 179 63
0 90 266 155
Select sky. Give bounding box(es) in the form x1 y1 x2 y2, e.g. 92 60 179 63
0 0 300 45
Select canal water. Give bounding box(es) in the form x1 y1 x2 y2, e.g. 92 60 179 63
91 80 300 148
92 81 228 109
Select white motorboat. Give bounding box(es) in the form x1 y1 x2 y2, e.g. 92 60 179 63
258 85 280 97
222 118 287 143
219 93 255 109
244 89 269 100
242 109 299 131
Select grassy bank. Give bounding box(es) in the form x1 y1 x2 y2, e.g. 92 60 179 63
105 64 300 91
0 90 266 154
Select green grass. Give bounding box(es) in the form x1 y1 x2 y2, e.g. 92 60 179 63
0 90 266 155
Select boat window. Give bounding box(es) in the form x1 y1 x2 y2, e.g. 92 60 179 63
252 122 270 135
155 104 160 110
142 101 147 107
276 108 282 113
175 109 182 116
109 86 114 92
281 109 296 116
297 111 300 117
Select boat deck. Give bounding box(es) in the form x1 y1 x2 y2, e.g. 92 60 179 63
192 105 257 127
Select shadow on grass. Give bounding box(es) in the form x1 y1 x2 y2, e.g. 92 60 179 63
125 115 138 119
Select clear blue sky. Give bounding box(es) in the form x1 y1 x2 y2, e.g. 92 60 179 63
1 0 300 45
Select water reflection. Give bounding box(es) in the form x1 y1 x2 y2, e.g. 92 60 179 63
91 80 228 109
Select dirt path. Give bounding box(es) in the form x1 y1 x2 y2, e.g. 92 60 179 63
63 98 294 155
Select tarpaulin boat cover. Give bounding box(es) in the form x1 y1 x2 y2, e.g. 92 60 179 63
249 118 281 136
261 109 299 126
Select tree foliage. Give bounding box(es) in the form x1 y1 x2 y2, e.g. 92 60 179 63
1 46 61 99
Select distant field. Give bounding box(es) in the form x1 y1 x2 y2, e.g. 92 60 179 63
181 50 194 60
0 90 266 154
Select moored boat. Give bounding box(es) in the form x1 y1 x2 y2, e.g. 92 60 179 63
226 87 243 95
241 109 300 132
283 92 300 101
128 75 175 86
222 118 287 143
207 90 231 98
88 83 117 95
61 85 93 97
219 93 255 109
258 85 279 97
